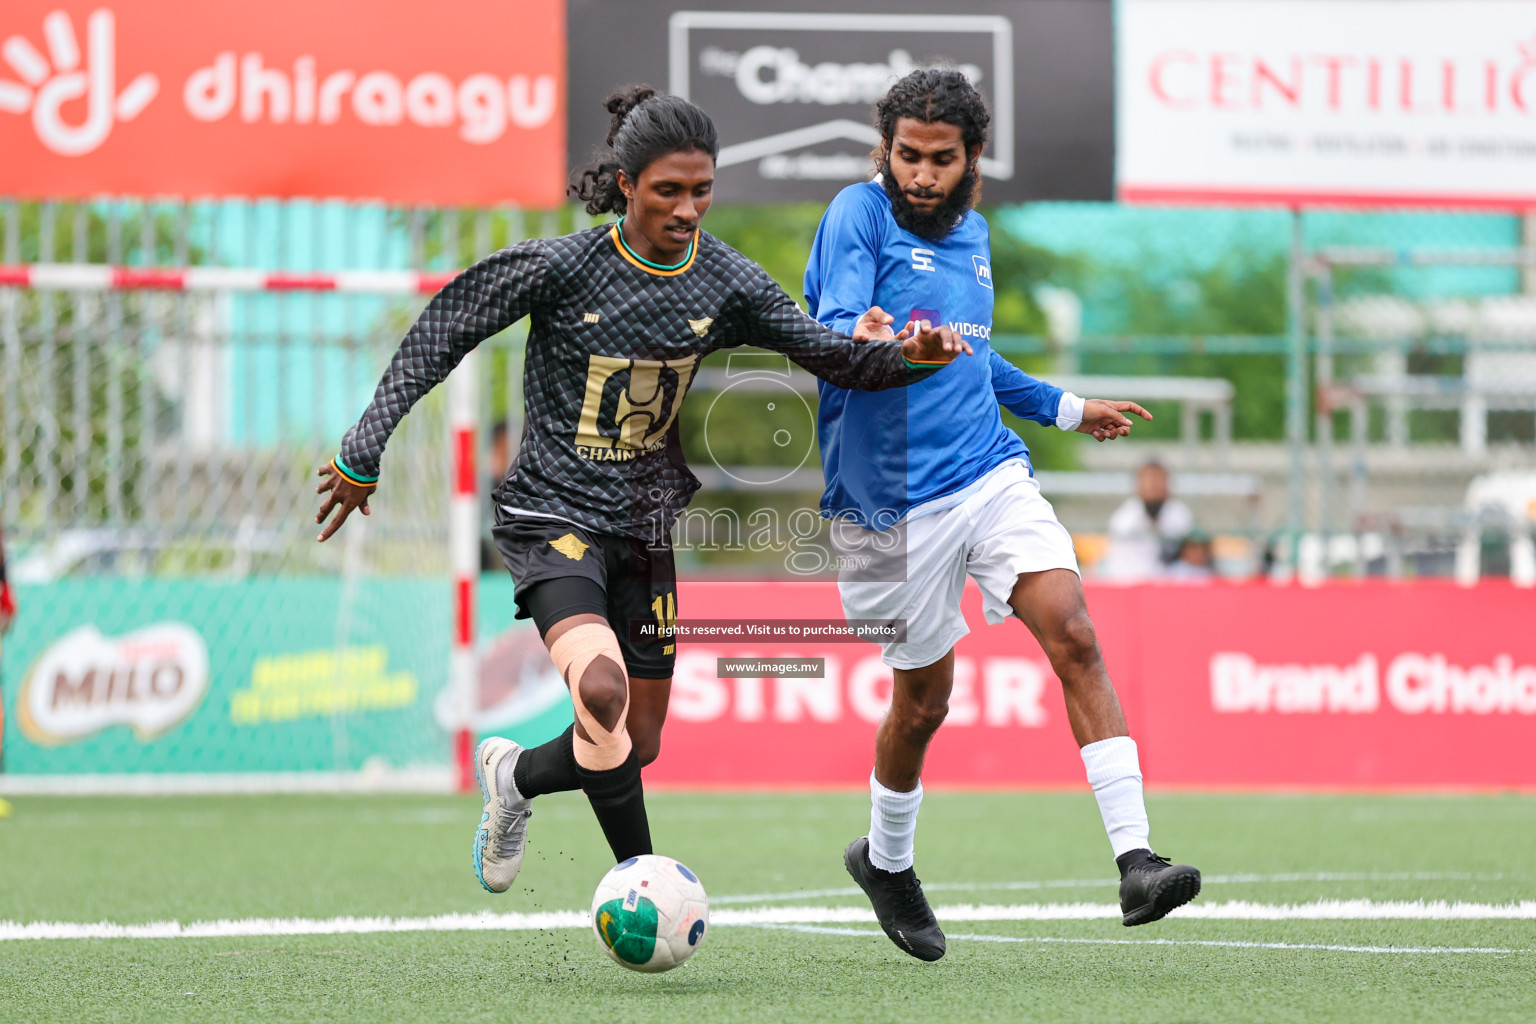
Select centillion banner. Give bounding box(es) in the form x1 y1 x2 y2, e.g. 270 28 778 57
1119 0 1536 207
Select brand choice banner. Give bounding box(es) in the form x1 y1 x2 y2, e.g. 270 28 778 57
568 0 1113 203
0 1 565 204
1119 0 1536 206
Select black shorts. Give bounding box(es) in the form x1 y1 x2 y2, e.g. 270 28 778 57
491 510 677 678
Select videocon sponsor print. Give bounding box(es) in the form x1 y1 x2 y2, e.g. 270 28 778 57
0 1 565 204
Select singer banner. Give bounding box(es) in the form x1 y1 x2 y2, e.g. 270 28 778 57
599 579 1536 788
0 1 566 205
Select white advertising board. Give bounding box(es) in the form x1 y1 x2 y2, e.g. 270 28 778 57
1118 0 1536 206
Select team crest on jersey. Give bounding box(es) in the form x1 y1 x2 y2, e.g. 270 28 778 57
573 354 700 461
688 317 713 338
549 534 590 561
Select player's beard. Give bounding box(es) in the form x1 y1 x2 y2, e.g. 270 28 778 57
879 160 977 242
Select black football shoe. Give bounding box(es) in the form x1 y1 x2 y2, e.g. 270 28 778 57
843 837 946 961
1117 849 1202 926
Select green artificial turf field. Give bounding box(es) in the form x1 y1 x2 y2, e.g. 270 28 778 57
0 790 1532 1023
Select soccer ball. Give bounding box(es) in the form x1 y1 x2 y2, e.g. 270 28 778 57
590 854 709 972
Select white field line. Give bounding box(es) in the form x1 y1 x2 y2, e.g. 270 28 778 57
711 872 1503 905
3 900 1535 943
757 924 1533 956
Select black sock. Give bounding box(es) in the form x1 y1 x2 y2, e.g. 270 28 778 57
576 748 652 862
512 725 581 799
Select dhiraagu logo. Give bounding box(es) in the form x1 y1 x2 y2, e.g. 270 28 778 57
0 9 159 156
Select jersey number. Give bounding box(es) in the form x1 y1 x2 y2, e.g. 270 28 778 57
650 592 677 634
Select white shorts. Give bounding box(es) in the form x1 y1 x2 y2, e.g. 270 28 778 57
834 461 1079 670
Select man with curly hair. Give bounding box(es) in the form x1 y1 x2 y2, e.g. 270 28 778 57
316 84 969 896
805 68 1201 961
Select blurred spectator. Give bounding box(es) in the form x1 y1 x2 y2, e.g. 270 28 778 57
1165 532 1216 581
1098 460 1195 582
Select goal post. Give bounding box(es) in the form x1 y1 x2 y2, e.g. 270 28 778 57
0 262 496 793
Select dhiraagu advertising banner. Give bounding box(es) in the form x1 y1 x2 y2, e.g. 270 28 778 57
0 578 456 776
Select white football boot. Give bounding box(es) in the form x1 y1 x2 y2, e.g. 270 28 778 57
472 737 533 893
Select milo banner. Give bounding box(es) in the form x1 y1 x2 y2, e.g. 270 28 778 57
1 578 456 776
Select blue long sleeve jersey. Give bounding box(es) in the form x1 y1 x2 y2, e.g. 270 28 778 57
805 180 1064 528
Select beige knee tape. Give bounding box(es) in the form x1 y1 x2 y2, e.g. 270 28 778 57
549 623 631 770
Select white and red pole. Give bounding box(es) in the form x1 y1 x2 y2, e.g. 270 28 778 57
0 263 459 294
2 260 489 788
449 350 480 792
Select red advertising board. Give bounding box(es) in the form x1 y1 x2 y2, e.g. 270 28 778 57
644 579 1536 789
0 1 565 205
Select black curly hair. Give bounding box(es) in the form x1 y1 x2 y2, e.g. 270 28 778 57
873 67 992 157
570 85 720 216
873 68 991 239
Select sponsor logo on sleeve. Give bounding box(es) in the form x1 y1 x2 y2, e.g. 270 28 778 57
973 254 993 289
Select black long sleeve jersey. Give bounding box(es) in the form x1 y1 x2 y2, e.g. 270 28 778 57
336 223 941 541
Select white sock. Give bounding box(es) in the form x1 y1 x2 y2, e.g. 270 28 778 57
867 772 923 872
1080 736 1151 859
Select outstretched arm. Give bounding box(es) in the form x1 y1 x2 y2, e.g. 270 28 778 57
989 349 1070 426
743 280 969 391
316 243 549 541
987 352 1150 440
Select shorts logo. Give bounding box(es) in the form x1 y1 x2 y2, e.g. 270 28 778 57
973 255 993 289
910 248 936 273
574 353 700 461
687 316 713 338
549 533 589 561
